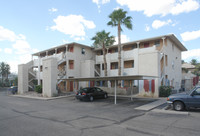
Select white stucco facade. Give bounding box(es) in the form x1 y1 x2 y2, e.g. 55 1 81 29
18 34 187 97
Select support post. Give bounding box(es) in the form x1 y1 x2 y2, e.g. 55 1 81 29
131 80 133 101
115 80 117 105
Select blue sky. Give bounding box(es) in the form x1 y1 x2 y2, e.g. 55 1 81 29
0 0 200 73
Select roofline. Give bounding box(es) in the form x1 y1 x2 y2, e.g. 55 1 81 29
32 34 187 56
32 42 94 56
94 34 187 51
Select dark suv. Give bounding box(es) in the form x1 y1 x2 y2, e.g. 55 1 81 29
167 86 200 111
76 87 108 101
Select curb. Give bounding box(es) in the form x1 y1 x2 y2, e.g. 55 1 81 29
11 94 75 100
151 109 189 115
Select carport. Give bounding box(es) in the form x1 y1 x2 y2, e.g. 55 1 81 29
63 75 157 104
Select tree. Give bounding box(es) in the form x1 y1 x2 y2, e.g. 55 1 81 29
5 64 10 80
193 63 200 76
0 62 6 85
181 60 185 64
0 62 10 86
107 8 132 76
91 30 115 76
190 59 198 65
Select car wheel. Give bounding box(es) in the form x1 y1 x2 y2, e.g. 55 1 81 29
173 101 184 111
89 96 94 102
104 94 108 99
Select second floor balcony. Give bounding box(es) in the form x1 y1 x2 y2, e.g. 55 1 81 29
96 46 156 63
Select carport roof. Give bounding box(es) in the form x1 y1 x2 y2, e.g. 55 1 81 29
63 75 158 82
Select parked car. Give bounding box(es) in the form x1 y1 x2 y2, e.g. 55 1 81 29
167 86 200 111
76 87 108 101
10 86 18 94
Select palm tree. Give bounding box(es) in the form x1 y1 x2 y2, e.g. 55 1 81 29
107 8 132 76
190 59 198 65
91 30 115 76
0 62 6 85
5 64 10 80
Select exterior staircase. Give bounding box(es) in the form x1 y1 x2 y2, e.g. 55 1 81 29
94 65 100 77
27 61 37 91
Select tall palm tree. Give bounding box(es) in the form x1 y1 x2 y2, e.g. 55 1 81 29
107 8 132 76
91 30 115 76
0 62 6 85
5 64 10 80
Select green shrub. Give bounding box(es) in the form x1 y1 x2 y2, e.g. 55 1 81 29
35 85 42 93
159 86 172 97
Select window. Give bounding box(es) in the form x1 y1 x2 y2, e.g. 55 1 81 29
124 60 134 68
111 62 118 69
68 46 74 52
69 60 74 69
172 44 174 51
165 55 168 66
96 88 102 92
82 48 85 54
40 66 43 72
155 40 160 46
193 88 200 95
172 60 174 69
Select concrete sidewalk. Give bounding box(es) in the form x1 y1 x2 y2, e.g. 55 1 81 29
135 98 166 111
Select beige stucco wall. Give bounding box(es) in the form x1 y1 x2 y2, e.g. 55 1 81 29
138 50 159 97
164 38 182 90
18 64 29 94
42 58 58 97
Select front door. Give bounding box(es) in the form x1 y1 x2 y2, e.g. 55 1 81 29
70 81 73 92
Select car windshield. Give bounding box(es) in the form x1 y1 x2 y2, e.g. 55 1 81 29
186 87 196 95
79 88 90 93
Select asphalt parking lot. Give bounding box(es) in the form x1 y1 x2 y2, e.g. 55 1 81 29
1 87 200 136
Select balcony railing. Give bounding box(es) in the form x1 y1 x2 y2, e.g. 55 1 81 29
96 46 156 63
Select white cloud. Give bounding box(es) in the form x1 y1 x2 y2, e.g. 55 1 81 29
181 29 200 41
0 26 28 42
0 26 39 73
49 8 58 13
114 34 130 45
92 0 110 12
7 61 19 73
171 0 199 15
116 0 199 17
74 37 85 41
12 40 31 54
152 19 172 29
62 39 70 43
51 15 96 39
182 48 200 61
145 24 150 31
18 34 26 40
0 26 18 41
4 48 12 54
114 7 121 10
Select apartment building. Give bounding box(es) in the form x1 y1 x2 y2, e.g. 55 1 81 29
95 34 187 96
18 34 187 97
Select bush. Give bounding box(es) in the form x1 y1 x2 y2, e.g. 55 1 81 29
35 85 42 93
159 86 172 97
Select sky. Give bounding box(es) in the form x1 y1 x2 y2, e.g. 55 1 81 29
0 0 200 73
